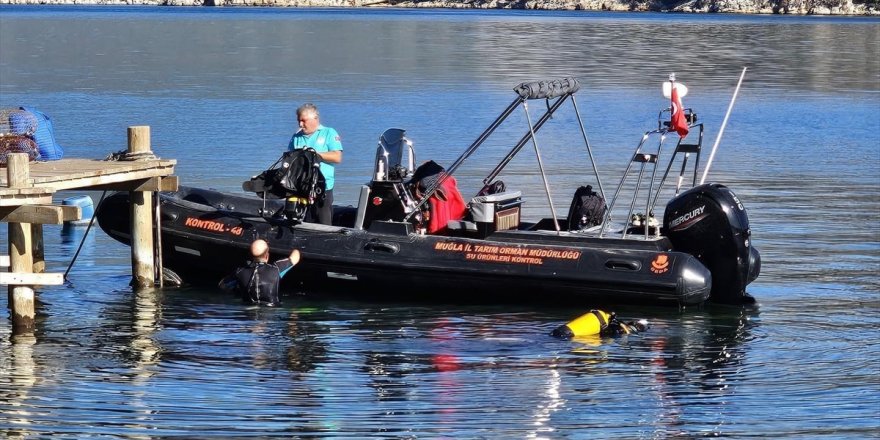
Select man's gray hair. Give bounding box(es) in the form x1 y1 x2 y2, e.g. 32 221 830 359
297 103 319 119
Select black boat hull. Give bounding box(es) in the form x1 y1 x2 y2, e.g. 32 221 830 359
98 186 714 306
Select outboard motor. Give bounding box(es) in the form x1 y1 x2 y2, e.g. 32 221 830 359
663 183 760 304
361 128 418 228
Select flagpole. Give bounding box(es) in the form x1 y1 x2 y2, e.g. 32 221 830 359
700 67 748 185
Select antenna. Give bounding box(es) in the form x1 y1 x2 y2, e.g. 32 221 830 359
700 67 748 185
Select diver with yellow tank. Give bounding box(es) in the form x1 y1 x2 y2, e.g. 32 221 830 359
551 310 649 339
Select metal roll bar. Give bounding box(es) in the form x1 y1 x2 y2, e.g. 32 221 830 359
404 77 600 230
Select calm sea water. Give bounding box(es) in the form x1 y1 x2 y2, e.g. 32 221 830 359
1 6 879 438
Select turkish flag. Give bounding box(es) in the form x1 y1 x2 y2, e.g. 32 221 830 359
670 85 689 139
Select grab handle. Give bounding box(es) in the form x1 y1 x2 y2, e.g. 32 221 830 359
605 259 641 271
364 241 400 254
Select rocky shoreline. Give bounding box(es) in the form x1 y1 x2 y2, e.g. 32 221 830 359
1 0 876 15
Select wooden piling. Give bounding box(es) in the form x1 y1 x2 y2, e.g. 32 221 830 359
32 224 45 274
2 126 176 333
128 126 155 289
6 153 36 332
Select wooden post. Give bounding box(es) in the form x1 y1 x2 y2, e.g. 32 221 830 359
7 153 35 333
154 191 164 288
31 224 45 274
128 126 155 289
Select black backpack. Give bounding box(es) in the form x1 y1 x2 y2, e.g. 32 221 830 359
274 149 324 198
566 185 606 231
245 149 325 200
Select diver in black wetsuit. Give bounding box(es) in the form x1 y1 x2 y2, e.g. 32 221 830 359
220 239 301 307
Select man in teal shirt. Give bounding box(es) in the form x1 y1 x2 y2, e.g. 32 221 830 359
287 103 343 225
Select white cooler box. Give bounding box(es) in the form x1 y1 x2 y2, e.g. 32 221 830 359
469 191 522 236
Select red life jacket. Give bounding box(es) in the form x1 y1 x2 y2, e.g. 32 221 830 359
426 175 467 234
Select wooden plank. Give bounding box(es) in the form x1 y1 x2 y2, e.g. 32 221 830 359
0 178 36 187
87 176 179 192
0 272 64 286
27 158 168 171
0 204 81 224
0 187 49 195
0 255 9 268
1 159 176 187
82 177 151 191
34 163 142 181
39 168 176 191
31 158 177 172
33 162 170 186
27 162 126 177
1 159 177 203
0 194 53 207
157 175 180 191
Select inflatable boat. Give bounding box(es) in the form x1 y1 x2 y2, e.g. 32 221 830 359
98 77 760 307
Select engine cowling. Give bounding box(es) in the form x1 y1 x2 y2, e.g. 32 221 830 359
663 183 760 304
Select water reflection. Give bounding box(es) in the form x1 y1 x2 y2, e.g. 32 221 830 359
283 309 330 373
235 306 331 373
2 278 870 438
647 307 756 436
552 305 757 437
128 288 161 435
2 334 38 440
528 366 563 439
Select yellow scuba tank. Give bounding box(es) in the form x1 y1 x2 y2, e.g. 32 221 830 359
551 310 649 339
551 309 612 339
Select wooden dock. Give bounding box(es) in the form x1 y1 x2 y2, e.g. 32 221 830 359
1 126 176 334
0 158 176 206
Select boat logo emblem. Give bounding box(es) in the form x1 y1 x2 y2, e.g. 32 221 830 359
668 205 707 231
372 196 383 206
650 254 670 274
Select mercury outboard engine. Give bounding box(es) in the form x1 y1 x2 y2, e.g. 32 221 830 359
663 183 760 304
